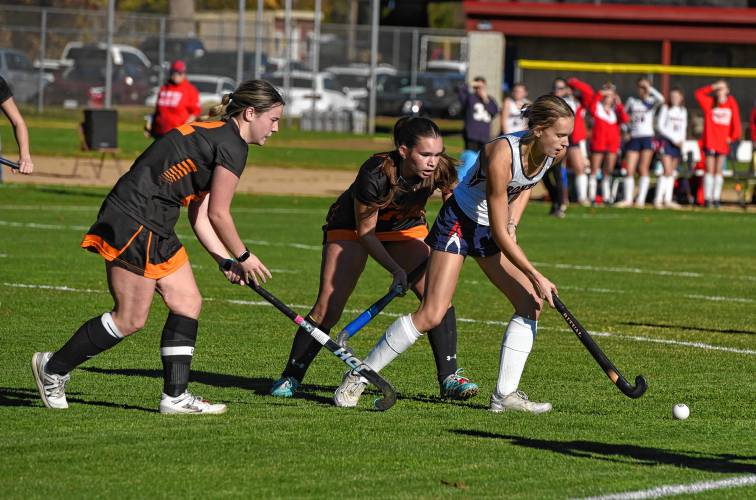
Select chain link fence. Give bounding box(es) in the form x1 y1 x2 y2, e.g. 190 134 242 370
0 4 467 134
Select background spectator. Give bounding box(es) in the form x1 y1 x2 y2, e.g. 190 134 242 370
149 60 201 139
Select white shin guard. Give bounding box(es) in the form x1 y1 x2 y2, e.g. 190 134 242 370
601 177 612 203
636 176 650 205
624 177 635 204
588 175 597 202
364 314 422 373
713 174 724 202
703 173 714 202
576 173 588 202
496 315 537 396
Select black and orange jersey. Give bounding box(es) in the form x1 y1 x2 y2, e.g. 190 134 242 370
106 120 248 237
325 151 436 233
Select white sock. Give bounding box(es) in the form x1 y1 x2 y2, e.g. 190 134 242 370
703 173 714 202
101 312 124 339
713 174 724 202
364 314 422 373
653 176 665 205
665 176 676 204
636 176 650 205
496 315 537 396
601 176 612 204
624 177 635 203
588 175 597 202
576 173 588 202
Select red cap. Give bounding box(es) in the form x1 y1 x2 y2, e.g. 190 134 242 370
170 60 186 73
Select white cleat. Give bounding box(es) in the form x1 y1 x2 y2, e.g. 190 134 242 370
614 200 632 208
32 352 70 409
159 391 227 415
333 370 367 408
490 390 552 414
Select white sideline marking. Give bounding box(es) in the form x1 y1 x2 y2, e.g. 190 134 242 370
685 294 755 304
5 281 754 356
533 261 703 278
0 220 89 231
0 204 317 215
578 474 756 500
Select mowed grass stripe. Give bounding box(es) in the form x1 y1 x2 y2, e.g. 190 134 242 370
1 184 754 499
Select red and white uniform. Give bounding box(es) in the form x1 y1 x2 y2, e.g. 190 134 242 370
695 84 741 155
151 79 201 138
566 78 595 144
587 93 628 153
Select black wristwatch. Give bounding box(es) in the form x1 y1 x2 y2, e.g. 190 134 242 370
237 248 251 263
220 259 234 272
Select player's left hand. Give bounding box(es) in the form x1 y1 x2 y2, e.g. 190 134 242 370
15 156 33 175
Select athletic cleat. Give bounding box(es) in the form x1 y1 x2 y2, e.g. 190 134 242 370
31 352 70 409
614 200 631 208
333 370 367 408
440 369 479 400
490 390 552 414
270 376 300 398
159 391 227 415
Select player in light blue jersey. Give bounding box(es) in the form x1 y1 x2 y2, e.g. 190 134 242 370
334 95 575 413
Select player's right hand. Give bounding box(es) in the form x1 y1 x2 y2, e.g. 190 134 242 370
16 156 33 175
531 273 558 308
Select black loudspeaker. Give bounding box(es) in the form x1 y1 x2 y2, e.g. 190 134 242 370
83 109 118 149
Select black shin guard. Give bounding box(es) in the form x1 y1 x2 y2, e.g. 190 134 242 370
427 306 459 383
47 315 123 375
160 313 198 397
280 316 330 382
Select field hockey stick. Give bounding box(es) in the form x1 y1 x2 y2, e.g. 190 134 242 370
0 157 19 169
248 282 397 411
336 258 428 348
552 293 648 399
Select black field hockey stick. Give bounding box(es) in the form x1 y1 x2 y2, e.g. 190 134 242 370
0 156 19 169
336 258 428 348
248 282 397 411
552 293 648 399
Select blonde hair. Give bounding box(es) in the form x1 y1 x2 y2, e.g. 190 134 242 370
520 94 574 144
209 79 284 119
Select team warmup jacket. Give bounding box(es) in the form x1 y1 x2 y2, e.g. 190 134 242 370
151 79 202 138
458 87 499 144
587 94 629 153
565 78 595 144
695 84 741 154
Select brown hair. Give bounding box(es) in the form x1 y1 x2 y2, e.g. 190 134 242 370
209 79 284 119
369 116 457 210
520 94 575 144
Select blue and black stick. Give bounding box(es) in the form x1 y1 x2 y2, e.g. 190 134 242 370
336 259 428 348
0 156 19 169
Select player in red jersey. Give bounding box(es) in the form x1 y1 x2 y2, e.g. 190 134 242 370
32 80 284 414
695 80 741 208
587 83 628 205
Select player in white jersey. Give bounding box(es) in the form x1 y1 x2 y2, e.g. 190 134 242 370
619 78 664 207
501 83 530 134
333 95 574 413
654 87 688 209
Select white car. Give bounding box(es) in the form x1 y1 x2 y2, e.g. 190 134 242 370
145 75 236 108
266 71 357 118
324 64 397 100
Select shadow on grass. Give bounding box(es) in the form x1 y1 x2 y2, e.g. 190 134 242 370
81 367 335 407
621 321 756 336
0 386 156 412
450 429 756 474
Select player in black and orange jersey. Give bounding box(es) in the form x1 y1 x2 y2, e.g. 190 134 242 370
32 80 284 414
270 117 479 401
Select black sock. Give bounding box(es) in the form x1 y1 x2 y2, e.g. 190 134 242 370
46 314 123 375
280 316 330 382
427 306 458 384
160 313 198 397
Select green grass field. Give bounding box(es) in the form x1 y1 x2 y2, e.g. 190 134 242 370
1 183 755 499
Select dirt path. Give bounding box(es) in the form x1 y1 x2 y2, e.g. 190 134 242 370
4 155 357 197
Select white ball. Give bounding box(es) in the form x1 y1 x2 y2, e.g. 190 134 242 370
673 403 689 420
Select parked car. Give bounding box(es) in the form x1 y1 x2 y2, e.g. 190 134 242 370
0 48 51 103
139 36 206 68
324 63 397 101
187 51 268 82
44 47 153 107
372 71 465 118
265 71 357 118
145 74 236 108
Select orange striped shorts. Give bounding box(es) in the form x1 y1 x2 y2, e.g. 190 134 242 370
81 202 188 279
